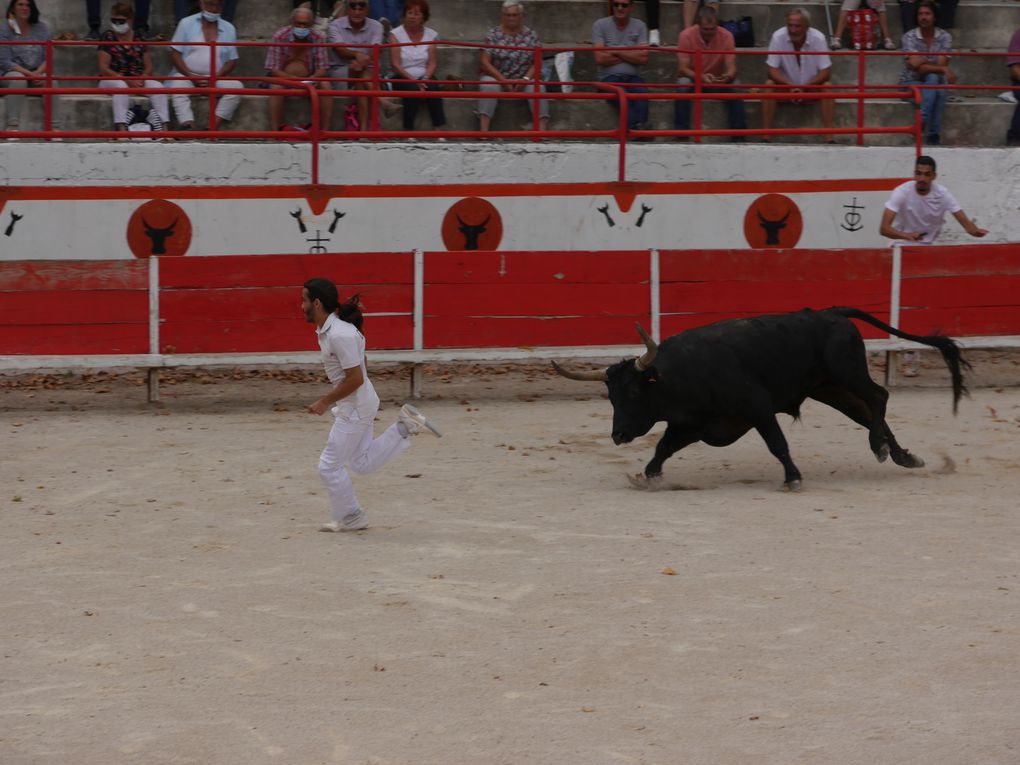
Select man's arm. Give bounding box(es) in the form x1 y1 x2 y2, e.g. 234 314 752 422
593 42 622 67
951 209 988 238
879 207 924 241
306 365 364 415
766 64 793 87
806 65 831 87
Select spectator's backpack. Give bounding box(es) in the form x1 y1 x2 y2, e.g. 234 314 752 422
848 8 878 50
721 16 756 48
123 103 164 137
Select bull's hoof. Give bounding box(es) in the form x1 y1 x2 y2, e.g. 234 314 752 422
875 443 890 463
902 452 925 469
783 479 803 492
628 472 664 490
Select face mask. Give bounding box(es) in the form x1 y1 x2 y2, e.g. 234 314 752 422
201 11 221 22
292 26 311 39
111 22 130 34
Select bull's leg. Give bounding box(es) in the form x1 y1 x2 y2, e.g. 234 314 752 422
752 413 803 491
645 424 698 478
810 386 925 468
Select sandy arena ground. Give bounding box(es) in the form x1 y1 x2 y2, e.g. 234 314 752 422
2 352 1020 765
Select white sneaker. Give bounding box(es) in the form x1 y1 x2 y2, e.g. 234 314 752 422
883 37 895 50
830 36 842 50
320 509 369 532
648 29 660 47
900 350 921 378
398 403 442 437
998 91 1017 104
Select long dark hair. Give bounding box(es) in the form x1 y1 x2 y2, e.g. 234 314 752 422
303 277 365 331
7 0 41 24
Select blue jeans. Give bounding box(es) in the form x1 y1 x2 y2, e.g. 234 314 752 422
1008 76 1020 143
600 74 649 129
674 78 747 133
918 72 947 138
369 0 403 23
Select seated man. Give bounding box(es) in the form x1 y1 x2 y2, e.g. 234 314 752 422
674 6 746 142
328 0 384 132
265 6 333 131
164 0 244 131
593 0 650 136
898 0 955 145
761 8 836 143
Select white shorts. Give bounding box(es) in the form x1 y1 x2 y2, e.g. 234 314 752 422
841 0 886 11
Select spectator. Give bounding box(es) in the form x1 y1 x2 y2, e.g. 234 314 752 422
761 8 835 143
164 0 243 131
266 6 332 131
674 5 745 141
682 0 718 32
1008 25 1020 145
593 0 650 135
174 1 237 24
608 0 661 46
328 0 383 131
477 1 548 134
898 0 954 146
86 0 150 41
369 0 402 32
98 2 169 134
830 0 895 50
1 0 60 140
389 0 446 135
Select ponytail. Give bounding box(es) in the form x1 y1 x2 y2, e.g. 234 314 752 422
303 277 366 333
337 293 364 332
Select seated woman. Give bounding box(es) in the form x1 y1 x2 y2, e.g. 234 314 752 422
476 0 549 134
388 0 446 136
0 0 60 139
98 2 169 135
898 0 955 145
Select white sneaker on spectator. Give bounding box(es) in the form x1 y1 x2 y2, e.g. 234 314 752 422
998 91 1017 104
900 350 921 378
883 37 895 50
829 36 842 50
648 29 660 46
398 404 442 437
319 509 369 532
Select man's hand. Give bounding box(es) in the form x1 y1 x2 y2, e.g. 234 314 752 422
904 230 925 241
306 398 330 415
968 226 988 238
945 67 958 85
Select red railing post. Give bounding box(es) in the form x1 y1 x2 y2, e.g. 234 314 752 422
209 39 218 133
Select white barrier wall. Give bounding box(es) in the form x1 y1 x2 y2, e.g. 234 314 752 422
1 143 1015 259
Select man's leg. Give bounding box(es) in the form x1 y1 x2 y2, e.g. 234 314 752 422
819 87 836 140
1008 77 1020 144
674 77 693 134
213 79 243 129
761 77 778 138
134 0 151 32
318 417 375 526
726 81 748 137
85 0 101 35
165 75 196 127
476 75 500 132
268 84 286 129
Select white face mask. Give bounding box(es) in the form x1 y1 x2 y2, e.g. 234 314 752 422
292 26 311 39
201 11 221 22
111 22 130 34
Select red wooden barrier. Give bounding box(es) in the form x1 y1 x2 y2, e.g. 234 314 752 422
899 243 1020 337
0 260 149 354
659 248 892 338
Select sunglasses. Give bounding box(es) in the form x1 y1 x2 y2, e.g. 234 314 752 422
110 17 128 23
347 2 367 7
612 2 631 7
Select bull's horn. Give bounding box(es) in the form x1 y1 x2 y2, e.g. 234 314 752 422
551 360 607 382
634 323 658 371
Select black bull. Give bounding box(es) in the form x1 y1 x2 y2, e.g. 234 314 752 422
552 307 968 490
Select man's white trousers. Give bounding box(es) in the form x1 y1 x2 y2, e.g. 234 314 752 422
318 411 410 523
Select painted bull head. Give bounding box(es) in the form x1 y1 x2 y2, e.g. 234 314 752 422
552 323 659 444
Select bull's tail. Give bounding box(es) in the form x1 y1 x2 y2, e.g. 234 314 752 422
830 306 970 413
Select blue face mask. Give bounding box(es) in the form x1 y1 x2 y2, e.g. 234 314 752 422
201 11 221 22
292 26 311 39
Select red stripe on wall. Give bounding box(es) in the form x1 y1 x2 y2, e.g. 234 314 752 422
425 315 651 349
0 260 148 291
158 252 414 288
424 251 650 285
1 325 148 355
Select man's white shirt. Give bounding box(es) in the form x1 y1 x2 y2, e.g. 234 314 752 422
884 180 962 244
765 27 831 85
316 313 380 419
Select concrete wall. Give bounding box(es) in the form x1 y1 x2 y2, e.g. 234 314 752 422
0 142 1016 259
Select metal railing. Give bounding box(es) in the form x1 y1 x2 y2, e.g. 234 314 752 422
1 38 1013 182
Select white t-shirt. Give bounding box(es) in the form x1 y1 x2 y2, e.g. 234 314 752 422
316 313 380 419
765 27 831 85
884 180 962 244
391 25 438 80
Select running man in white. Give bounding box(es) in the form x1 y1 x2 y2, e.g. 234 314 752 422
879 154 987 245
301 277 441 532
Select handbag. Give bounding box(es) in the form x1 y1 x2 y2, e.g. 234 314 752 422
720 16 755 48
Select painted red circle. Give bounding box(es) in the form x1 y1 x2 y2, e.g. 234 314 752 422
441 198 503 251
127 200 192 258
743 194 803 249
